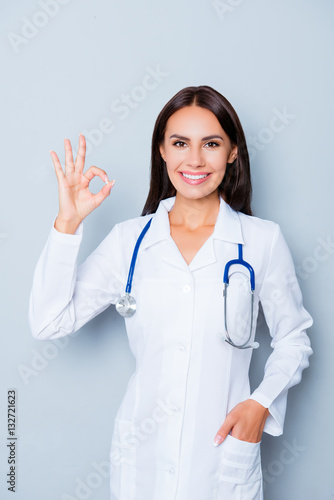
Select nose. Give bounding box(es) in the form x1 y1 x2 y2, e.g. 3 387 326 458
186 146 205 168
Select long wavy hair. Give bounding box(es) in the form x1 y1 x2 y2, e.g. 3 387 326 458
141 85 252 216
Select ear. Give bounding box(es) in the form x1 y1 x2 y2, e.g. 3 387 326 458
228 145 238 163
159 144 166 162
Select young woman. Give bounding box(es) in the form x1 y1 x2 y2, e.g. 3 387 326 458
29 85 313 499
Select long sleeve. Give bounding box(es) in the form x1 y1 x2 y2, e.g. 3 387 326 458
249 223 313 436
28 220 124 340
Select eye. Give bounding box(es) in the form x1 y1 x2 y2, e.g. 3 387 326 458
205 141 220 148
172 140 187 148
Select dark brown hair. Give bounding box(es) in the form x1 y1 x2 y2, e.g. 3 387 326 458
141 85 252 216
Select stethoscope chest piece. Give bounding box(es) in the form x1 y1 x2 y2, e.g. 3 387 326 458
115 293 137 317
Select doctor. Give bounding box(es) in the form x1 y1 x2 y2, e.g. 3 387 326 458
29 85 313 499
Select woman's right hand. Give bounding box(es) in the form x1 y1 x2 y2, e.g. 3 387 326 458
50 133 115 234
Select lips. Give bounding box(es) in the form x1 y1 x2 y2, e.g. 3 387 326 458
179 171 211 185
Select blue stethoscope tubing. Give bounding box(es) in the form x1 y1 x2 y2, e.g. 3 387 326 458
223 244 259 349
125 218 153 294
115 218 259 349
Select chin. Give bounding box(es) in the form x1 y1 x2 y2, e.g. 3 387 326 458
175 187 220 201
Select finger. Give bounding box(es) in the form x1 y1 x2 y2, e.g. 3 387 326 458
74 133 86 173
213 414 236 446
92 180 115 208
64 138 75 173
49 150 65 182
83 165 110 183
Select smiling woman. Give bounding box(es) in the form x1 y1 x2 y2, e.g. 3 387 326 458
142 85 252 217
29 85 313 500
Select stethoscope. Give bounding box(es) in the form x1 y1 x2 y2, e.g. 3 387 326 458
115 218 259 350
115 218 153 318
223 244 259 349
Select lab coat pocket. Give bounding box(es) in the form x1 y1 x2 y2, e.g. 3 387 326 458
110 419 137 499
216 434 263 500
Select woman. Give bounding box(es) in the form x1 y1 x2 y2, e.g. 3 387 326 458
29 85 313 499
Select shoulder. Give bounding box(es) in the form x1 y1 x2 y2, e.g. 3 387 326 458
115 213 153 233
111 214 154 248
94 213 153 248
238 211 279 239
90 214 154 269
237 212 295 280
237 211 281 257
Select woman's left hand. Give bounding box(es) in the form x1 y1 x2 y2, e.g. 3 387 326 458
213 399 270 446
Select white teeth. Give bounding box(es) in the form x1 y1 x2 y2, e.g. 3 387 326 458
182 173 209 180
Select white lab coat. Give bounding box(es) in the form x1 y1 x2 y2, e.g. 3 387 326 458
29 196 313 500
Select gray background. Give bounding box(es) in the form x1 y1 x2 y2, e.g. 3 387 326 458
1 0 333 498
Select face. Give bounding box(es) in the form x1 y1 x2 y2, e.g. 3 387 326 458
159 105 237 201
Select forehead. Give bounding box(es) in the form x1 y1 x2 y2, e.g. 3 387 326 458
165 106 224 135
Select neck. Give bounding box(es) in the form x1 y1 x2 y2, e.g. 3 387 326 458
169 191 220 230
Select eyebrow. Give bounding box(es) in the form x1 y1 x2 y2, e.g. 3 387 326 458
169 134 224 141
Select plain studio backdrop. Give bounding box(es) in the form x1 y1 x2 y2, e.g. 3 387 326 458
0 1 333 499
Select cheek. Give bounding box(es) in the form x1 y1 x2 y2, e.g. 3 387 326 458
165 165 180 189
166 164 176 179
165 154 183 177
213 160 227 180
166 150 183 165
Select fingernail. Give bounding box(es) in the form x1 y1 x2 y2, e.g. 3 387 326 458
49 150 53 154
104 175 109 183
110 180 116 187
213 435 223 447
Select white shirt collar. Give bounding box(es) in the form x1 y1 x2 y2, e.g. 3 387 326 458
142 195 244 250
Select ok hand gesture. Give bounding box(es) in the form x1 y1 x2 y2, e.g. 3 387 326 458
50 134 115 234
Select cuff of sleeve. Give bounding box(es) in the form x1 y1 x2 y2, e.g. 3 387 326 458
249 391 284 436
51 215 83 242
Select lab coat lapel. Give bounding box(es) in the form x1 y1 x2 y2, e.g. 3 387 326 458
141 197 175 251
188 236 216 271
141 196 245 272
161 239 192 271
141 197 190 272
189 197 245 272
213 197 245 245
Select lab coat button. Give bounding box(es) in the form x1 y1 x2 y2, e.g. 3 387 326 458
167 466 175 475
182 285 191 293
170 406 180 413
176 343 186 352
